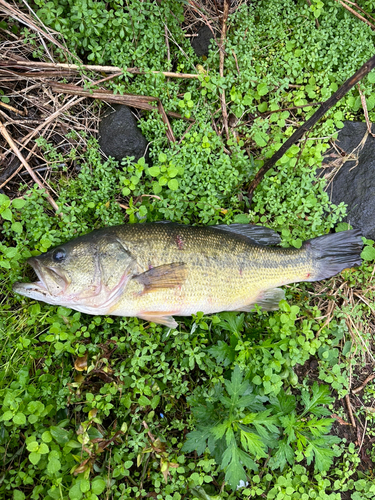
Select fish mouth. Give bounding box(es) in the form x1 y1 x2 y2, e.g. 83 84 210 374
13 258 67 301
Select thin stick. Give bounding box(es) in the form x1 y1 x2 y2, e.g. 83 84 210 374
0 120 59 212
352 374 375 394
345 394 356 428
19 95 86 149
342 0 375 23
357 83 375 137
219 0 230 140
2 60 200 79
247 51 375 204
0 101 26 116
164 24 171 64
338 0 375 28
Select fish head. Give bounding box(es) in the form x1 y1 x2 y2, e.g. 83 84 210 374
13 231 135 313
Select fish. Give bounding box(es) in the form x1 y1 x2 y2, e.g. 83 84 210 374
13 223 363 328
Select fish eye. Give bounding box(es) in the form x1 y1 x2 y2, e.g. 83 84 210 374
52 248 66 262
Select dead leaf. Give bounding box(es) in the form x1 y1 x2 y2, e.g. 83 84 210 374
74 353 88 371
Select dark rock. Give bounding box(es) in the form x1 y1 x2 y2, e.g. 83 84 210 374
98 105 148 163
191 25 216 58
323 121 375 240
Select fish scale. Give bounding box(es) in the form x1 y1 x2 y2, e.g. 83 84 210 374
13 223 363 328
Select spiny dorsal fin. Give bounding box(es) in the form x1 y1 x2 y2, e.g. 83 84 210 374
134 263 187 292
213 224 281 246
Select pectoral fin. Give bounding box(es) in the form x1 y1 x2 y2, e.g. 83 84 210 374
138 312 178 328
234 288 285 312
134 262 187 293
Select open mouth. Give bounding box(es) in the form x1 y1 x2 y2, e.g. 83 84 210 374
13 257 66 299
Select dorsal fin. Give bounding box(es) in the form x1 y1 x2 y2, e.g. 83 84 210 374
213 224 281 246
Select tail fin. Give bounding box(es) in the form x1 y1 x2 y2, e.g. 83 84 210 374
304 229 363 282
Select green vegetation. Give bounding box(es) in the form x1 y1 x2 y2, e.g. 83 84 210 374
2 0 375 498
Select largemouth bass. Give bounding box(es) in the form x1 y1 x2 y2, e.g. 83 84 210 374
13 223 362 328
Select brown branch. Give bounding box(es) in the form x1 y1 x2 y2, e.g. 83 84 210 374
338 0 375 29
48 82 183 142
352 374 375 394
0 101 26 116
345 394 356 428
219 0 230 141
0 59 199 79
0 120 59 213
342 0 375 23
247 51 375 205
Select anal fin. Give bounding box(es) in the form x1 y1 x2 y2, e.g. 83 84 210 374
234 288 285 312
138 312 178 328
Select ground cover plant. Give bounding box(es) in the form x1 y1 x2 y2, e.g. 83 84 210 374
1 0 375 498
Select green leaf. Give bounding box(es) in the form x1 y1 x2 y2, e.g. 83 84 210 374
240 430 267 458
69 482 83 500
368 71 375 83
269 440 295 470
301 383 332 417
151 395 160 410
148 166 160 177
257 83 269 96
182 428 211 455
29 452 41 465
91 478 106 495
80 479 90 493
11 222 23 234
221 439 251 491
0 260 11 269
13 490 25 500
168 178 179 191
139 395 151 406
50 426 70 445
42 431 53 443
253 132 268 147
1 208 12 221
47 457 61 474
12 198 26 209
167 166 178 178
39 443 49 454
13 412 26 425
305 437 339 472
209 340 236 367
26 441 39 452
2 410 13 421
223 365 249 408
158 153 167 163
361 245 375 262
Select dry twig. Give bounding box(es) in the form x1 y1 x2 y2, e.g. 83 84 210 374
219 0 230 140
352 374 375 394
0 119 59 212
357 83 375 137
337 0 375 29
345 394 357 428
0 59 200 79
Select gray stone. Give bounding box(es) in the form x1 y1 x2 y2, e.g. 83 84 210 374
323 121 375 240
98 105 147 163
191 25 216 58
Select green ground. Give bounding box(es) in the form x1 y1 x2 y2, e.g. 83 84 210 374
2 0 375 498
